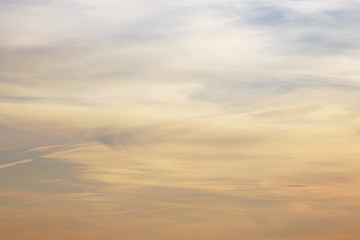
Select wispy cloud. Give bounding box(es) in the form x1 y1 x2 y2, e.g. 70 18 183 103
2 0 360 239
0 159 32 169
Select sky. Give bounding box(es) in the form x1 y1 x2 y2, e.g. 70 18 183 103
1 0 360 239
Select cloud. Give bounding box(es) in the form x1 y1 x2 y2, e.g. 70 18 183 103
2 1 360 239
30 145 61 152
0 159 32 169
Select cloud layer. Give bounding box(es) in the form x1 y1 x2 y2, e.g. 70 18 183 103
2 0 360 239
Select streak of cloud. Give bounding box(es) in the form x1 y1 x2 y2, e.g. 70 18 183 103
0 159 32 169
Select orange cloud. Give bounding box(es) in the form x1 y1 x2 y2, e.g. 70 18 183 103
0 159 32 169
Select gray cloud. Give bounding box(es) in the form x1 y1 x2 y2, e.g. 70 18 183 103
244 6 309 26
96 132 139 147
224 2 360 56
295 33 356 55
191 78 360 103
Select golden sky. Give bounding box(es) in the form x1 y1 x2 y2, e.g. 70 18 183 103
1 0 360 239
